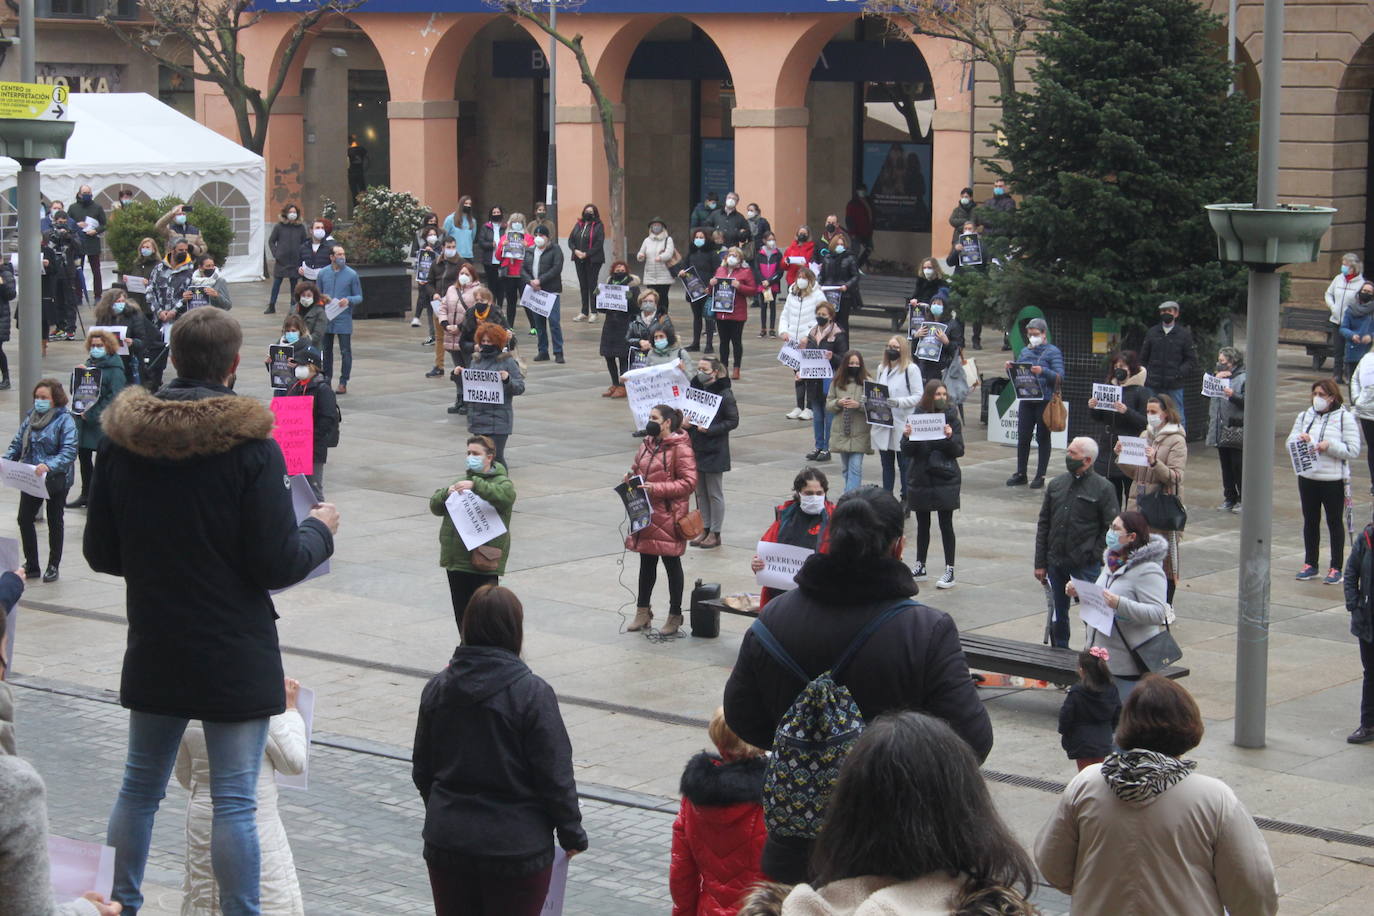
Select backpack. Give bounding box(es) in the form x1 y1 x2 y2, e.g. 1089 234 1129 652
749 600 915 839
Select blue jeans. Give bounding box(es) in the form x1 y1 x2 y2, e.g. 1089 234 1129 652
107 712 269 915
807 379 833 451
323 332 352 384
266 276 286 309
840 452 864 492
534 296 564 357
1162 387 1185 430
879 449 908 498
1046 562 1103 649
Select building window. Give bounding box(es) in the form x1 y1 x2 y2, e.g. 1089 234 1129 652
191 182 251 260
39 0 138 20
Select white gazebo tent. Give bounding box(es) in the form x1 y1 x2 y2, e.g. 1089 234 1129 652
0 92 265 282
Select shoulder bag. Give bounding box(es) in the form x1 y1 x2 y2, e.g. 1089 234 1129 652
1042 376 1067 432
1137 436 1188 531
1125 622 1183 672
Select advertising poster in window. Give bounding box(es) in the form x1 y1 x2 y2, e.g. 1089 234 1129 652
861 141 932 232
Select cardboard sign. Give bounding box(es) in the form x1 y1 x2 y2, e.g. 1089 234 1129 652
615 476 652 534
958 232 983 267
988 398 1070 449
46 836 114 901
1201 373 1230 399
596 284 628 312
269 345 294 392
864 381 893 428
798 349 834 380
1117 435 1149 467
121 275 148 294
89 325 129 356
1092 383 1123 407
1008 363 1043 400
274 687 316 791
905 412 947 442
1288 436 1318 476
70 366 102 416
622 361 690 430
269 396 315 476
756 540 814 592
520 285 558 318
461 368 505 405
446 488 508 550
0 458 48 499
680 267 709 302
681 387 723 428
711 283 737 315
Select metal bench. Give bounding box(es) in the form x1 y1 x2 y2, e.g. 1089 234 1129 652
1280 303 1333 370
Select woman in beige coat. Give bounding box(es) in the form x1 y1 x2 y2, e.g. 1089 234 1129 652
1122 394 1187 605
176 679 308 915
1035 675 1278 916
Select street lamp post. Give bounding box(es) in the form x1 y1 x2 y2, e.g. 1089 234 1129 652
545 0 558 229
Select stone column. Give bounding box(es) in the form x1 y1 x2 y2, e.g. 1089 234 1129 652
731 107 810 236
387 100 462 210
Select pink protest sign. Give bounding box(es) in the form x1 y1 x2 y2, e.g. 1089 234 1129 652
270 396 315 476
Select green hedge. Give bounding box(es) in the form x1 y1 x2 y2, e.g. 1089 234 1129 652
107 195 234 273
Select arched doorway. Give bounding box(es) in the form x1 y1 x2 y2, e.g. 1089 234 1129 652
1338 36 1374 272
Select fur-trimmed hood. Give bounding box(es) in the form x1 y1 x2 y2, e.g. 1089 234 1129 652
1105 532 1169 570
101 383 274 462
679 752 765 807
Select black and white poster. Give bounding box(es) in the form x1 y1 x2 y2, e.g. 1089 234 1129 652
615 475 652 534
958 232 983 268
1009 363 1042 400
269 345 294 392
70 366 101 416
864 381 893 429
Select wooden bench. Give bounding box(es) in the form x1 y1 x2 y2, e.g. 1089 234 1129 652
853 275 911 331
700 599 1191 687
1280 303 1333 370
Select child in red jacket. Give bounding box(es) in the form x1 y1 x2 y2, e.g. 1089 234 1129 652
670 708 768 916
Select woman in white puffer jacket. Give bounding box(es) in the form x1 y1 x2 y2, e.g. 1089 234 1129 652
777 267 827 420
1287 377 1363 585
175 679 308 915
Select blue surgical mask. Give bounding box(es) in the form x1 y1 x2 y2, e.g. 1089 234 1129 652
1105 529 1122 551
89 347 106 359
834 245 846 254
509 222 524 233
654 338 669 350
113 301 126 314
283 331 301 345
930 304 944 317
693 238 705 248
466 454 485 471
140 247 153 258
175 214 187 225
32 399 51 413
994 186 1006 196
334 255 346 266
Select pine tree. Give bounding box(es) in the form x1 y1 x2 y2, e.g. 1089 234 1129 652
962 0 1255 332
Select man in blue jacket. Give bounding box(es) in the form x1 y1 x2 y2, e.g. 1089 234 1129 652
317 243 363 394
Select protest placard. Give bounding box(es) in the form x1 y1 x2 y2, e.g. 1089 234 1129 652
907 306 927 339
300 265 321 281
1092 383 1123 407
268 345 294 391
446 488 508 550
1201 373 1230 398
596 284 628 312
46 836 114 902
822 287 843 308
520 285 558 318
777 344 802 372
89 325 129 355
415 249 435 284
186 286 210 310
681 387 723 428
270 476 329 594
1008 363 1042 400
541 851 570 915
1072 579 1116 638
680 267 709 302
269 396 314 476
756 540 814 592
70 366 102 416
913 322 947 362
628 347 649 371
622 361 690 430
0 458 48 499
864 381 893 428
462 368 505 405
0 537 14 672
958 232 983 267
1288 436 1318 475
616 476 652 534
1117 435 1149 467
905 412 948 442
711 283 737 315
121 275 147 294
798 350 834 379
323 300 347 322
275 686 316 791
502 234 525 260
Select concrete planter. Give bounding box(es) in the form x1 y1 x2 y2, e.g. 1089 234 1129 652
1205 204 1336 268
351 262 410 319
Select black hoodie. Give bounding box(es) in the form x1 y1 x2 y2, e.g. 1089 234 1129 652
1058 683 1122 759
412 646 588 863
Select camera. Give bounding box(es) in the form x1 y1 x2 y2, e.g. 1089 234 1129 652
182 204 194 214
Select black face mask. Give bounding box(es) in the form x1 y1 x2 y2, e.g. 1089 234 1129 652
848 366 863 378
1215 363 1229 373
1161 315 1175 325
584 212 594 220
885 348 900 361
816 315 830 326
797 233 809 242
644 420 662 438
611 271 627 281
1112 367 1128 382
480 343 499 355
1360 292 1373 304
462 204 472 211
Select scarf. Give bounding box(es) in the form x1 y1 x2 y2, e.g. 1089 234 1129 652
20 406 59 462
1100 748 1196 802
1350 293 1374 320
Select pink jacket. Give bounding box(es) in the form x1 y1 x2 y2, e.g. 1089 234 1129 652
438 284 478 350
625 431 698 557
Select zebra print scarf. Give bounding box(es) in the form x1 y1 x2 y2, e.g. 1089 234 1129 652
1101 749 1196 802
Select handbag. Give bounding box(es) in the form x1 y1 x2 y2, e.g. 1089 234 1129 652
1137 489 1187 531
1125 623 1183 672
1042 378 1067 432
1218 422 1243 448
471 544 502 573
677 509 704 540
942 359 970 406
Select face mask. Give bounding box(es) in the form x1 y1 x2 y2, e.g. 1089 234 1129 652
584 211 594 220
934 398 949 411
113 301 126 314
202 268 215 276
283 331 301 345
89 347 106 360
1360 292 1373 304
458 273 473 287
1028 335 1044 348
747 210 759 219
480 343 499 355
288 212 299 221
427 235 438 244
534 236 548 249
140 247 153 257
706 201 717 210
696 371 712 384
923 268 936 279
848 365 862 377
826 221 837 230
930 304 944 317
313 228 326 240
334 255 346 266
1313 396 1330 412
795 277 810 290
509 222 524 233
855 189 865 198
1105 529 1122 551
960 196 972 207
1214 363 1228 374
491 215 502 224
1065 455 1085 474
80 193 93 204
1147 413 1163 428
463 204 473 212
694 238 705 248
654 338 669 351
535 211 546 219
834 245 846 255
294 365 311 380
726 256 739 267
1113 367 1128 381
725 199 737 210
799 493 826 515
174 214 187 225
816 315 830 326
885 347 900 361
611 271 627 281
299 296 313 306
651 225 664 234
466 454 486 472
644 420 662 438
766 241 777 250
1346 265 1359 277
1162 314 1175 325
798 233 809 242
993 186 1006 197
32 399 50 413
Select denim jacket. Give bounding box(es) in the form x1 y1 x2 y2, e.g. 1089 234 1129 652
4 408 78 484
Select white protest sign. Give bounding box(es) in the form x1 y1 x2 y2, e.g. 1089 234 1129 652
1201 373 1230 399
1071 578 1116 638
446 488 508 550
121 275 147 294
520 284 558 318
270 476 330 594
300 265 321 281
905 413 948 442
324 300 347 322
47 836 115 901
461 368 505 405
622 361 690 430
1288 436 1318 476
1092 383 1122 407
89 325 129 356
1117 435 1149 467
681 387 723 428
777 344 802 372
756 540 814 592
988 398 1070 449
275 686 316 791
596 284 628 312
541 851 570 915
798 349 834 379
0 458 48 499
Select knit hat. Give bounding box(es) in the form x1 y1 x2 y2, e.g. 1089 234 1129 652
533 224 551 237
292 345 323 369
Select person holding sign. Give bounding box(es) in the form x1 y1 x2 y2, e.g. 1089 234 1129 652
819 233 862 330
1205 347 1247 512
1088 350 1151 508
285 347 340 501
520 225 565 364
872 337 924 498
317 244 362 395
455 287 508 416
296 218 336 280
67 331 126 510
429 436 516 630
686 358 739 550
801 302 848 461
94 289 156 383
413 586 588 916
710 247 758 380
498 213 534 332
1120 395 1188 605
912 294 961 387
183 255 232 312
1288 379 1363 585
902 380 964 590
623 322 689 438
5 379 77 582
465 322 525 467
597 262 636 397
672 228 719 352
777 266 826 420
120 236 161 315
636 217 678 314
1004 318 1064 489
827 351 873 493
624 405 698 636
750 468 834 609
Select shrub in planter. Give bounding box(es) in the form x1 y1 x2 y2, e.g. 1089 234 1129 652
335 186 425 265
107 195 233 272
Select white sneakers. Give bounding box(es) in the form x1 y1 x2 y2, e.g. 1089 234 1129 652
785 407 803 419
936 566 956 589
799 408 814 420
410 317 421 327
573 314 587 322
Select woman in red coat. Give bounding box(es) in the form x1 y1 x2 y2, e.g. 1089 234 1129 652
781 227 816 287
670 708 767 916
711 247 759 380
624 404 699 636
750 467 834 610
498 212 534 331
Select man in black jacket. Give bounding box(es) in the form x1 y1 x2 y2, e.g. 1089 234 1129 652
66 183 108 298
520 224 565 363
1139 300 1199 431
85 308 339 915
709 191 751 249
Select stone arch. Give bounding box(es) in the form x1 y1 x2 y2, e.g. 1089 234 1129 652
1336 35 1374 272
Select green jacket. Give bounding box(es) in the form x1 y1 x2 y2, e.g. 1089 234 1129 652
430 463 516 574
75 352 128 450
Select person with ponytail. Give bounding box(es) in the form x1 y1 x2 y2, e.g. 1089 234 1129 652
724 486 991 884
1057 647 1122 771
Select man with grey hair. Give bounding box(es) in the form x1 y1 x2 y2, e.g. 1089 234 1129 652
1034 435 1119 647
1327 252 1366 381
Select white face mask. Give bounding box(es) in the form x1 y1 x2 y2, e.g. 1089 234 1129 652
1313 396 1330 413
799 492 826 515
458 273 472 287
795 277 810 290
427 235 438 244
726 256 739 267
765 240 776 250
288 212 298 221
444 246 457 256
960 197 972 206
313 228 326 240
922 268 936 279
299 296 313 306
294 366 311 380
534 236 548 249
1028 335 1044 348
1147 413 1163 428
